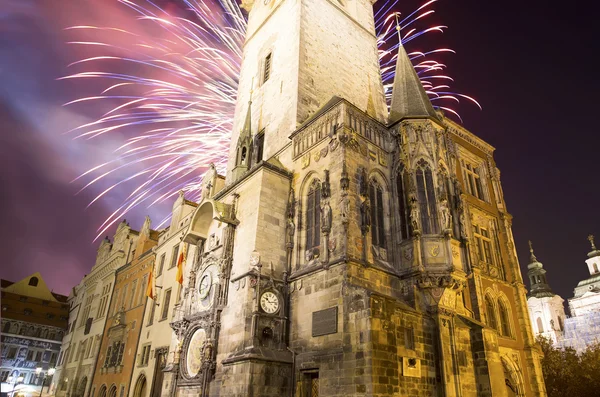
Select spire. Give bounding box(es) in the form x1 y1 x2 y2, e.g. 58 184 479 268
389 17 440 124
241 80 253 141
587 234 600 258
528 240 538 263
526 240 555 298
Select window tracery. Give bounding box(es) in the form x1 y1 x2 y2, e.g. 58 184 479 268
369 181 386 248
396 168 410 239
305 180 321 254
415 160 438 234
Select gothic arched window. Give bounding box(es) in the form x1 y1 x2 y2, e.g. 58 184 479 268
369 181 386 248
485 295 497 330
498 300 511 337
415 160 439 234
306 180 321 252
536 317 544 333
396 170 410 239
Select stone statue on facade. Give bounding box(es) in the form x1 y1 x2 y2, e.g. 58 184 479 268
321 199 332 233
285 217 295 248
439 198 452 234
360 196 371 234
409 196 420 235
339 194 349 225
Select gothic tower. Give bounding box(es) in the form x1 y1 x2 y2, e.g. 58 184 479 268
165 0 547 396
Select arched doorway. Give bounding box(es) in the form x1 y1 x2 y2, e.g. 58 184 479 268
502 357 525 396
133 375 147 397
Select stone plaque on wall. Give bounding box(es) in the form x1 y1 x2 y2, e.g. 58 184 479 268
312 307 338 337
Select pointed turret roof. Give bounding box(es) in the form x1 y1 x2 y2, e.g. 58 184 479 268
389 39 440 123
526 241 555 298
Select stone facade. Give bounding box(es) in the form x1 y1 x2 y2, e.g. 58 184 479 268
89 217 158 397
53 222 139 397
128 194 198 397
1 274 68 397
162 0 547 396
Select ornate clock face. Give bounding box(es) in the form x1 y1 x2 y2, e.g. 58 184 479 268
198 272 212 300
198 265 217 308
260 291 280 314
186 328 206 377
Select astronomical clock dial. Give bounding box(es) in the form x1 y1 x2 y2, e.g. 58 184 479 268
260 291 280 314
186 328 206 378
198 265 217 309
198 272 212 300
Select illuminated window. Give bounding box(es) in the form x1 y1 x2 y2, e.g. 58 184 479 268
305 180 321 252
485 295 497 330
415 160 438 234
498 300 512 337
461 159 486 201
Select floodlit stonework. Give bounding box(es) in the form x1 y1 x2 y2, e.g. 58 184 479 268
54 221 139 397
527 236 600 353
55 0 549 396
161 0 547 396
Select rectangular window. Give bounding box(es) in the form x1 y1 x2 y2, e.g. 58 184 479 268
262 53 272 84
160 289 172 321
1 371 9 382
404 327 415 350
139 345 151 366
148 300 157 326
7 346 17 359
255 130 265 163
27 350 34 361
129 280 138 309
474 225 495 268
169 245 180 269
461 160 487 201
157 254 166 276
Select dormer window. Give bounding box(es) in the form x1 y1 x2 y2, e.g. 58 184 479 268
29 277 39 287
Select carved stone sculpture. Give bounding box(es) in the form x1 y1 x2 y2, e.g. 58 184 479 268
409 196 420 235
285 217 295 247
360 196 371 234
339 194 349 225
321 199 332 233
439 198 452 233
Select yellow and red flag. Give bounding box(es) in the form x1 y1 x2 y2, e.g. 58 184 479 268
176 243 187 285
146 267 154 300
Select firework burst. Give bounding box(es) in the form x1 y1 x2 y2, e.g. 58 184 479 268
63 0 479 239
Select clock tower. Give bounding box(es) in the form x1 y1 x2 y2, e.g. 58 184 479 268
164 0 547 395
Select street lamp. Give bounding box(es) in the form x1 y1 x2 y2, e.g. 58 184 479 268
35 368 56 397
44 369 55 395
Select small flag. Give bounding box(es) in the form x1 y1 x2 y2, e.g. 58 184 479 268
146 267 154 300
176 243 187 285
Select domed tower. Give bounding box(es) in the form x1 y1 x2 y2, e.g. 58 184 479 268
526 241 566 343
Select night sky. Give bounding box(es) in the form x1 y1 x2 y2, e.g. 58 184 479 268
1 0 598 303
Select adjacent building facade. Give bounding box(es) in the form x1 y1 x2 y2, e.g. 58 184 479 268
159 0 546 396
1 273 68 397
528 236 600 352
128 194 198 397
53 222 139 397
89 218 158 397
